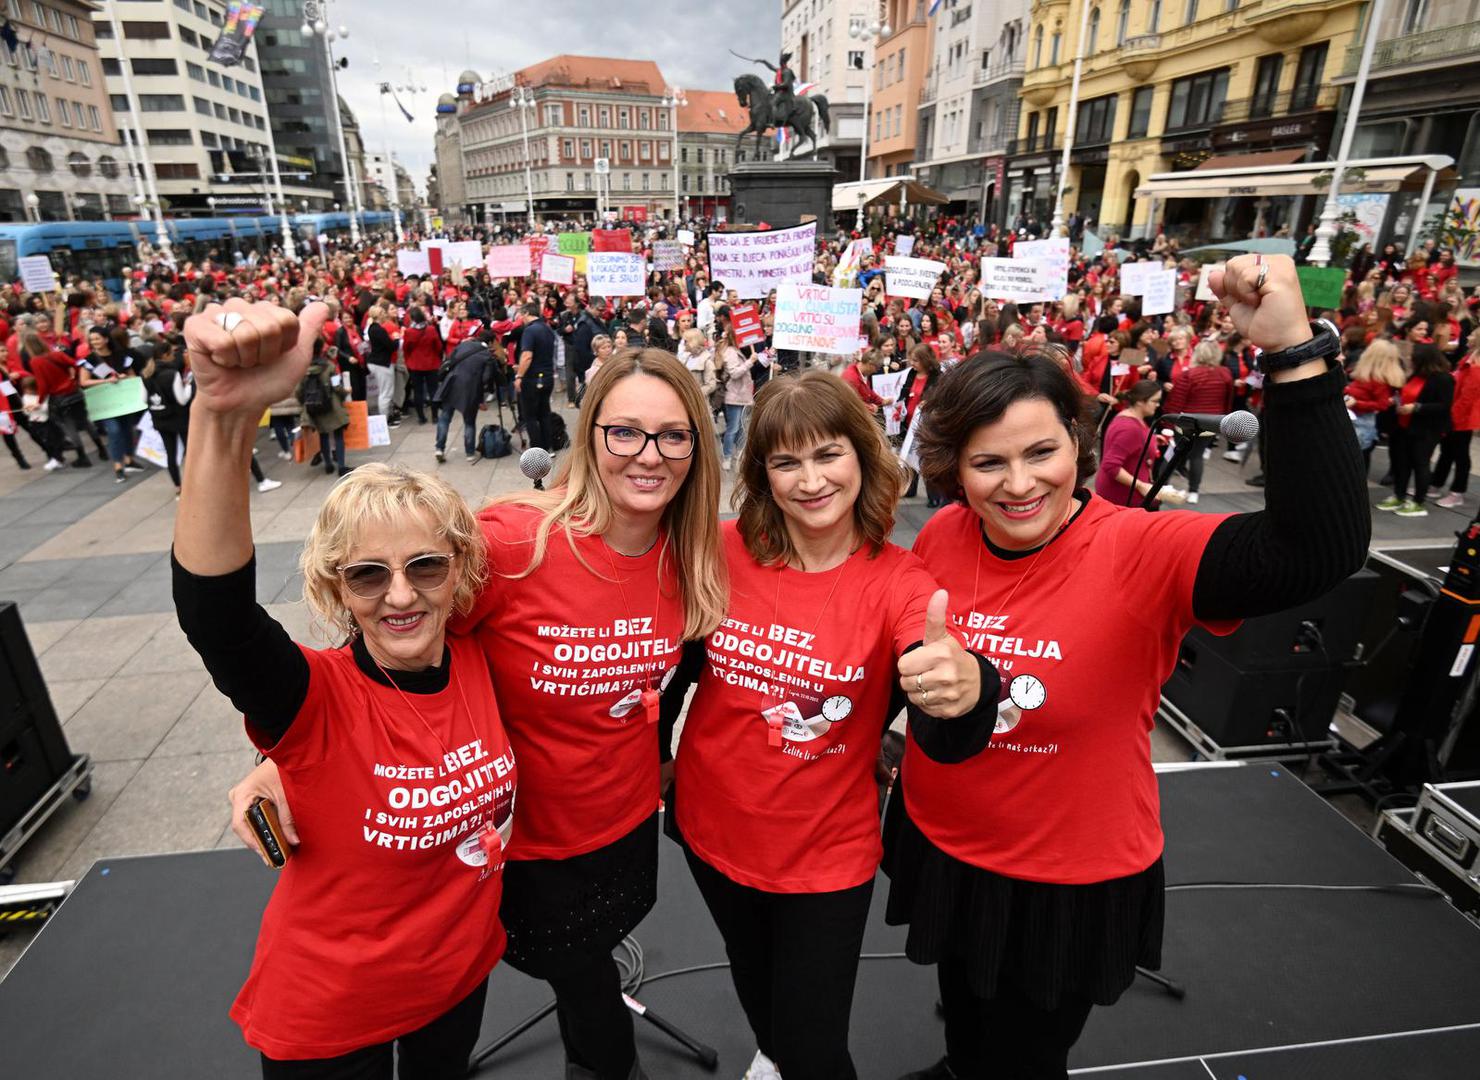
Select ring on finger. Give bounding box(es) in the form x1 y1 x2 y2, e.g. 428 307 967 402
915 673 925 694
921 688 931 704
216 311 244 332
1255 264 1269 291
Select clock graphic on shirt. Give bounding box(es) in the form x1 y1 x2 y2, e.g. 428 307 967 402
995 674 1046 735
821 696 853 722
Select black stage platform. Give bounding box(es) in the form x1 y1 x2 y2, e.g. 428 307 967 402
2 764 1479 1078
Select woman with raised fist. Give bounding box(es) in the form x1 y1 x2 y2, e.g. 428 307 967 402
662 371 1000 1080
888 253 1371 1080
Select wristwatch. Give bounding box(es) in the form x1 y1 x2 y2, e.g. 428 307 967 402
1259 319 1341 374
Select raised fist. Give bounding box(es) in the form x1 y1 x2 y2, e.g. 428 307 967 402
1207 254 1312 355
183 298 329 416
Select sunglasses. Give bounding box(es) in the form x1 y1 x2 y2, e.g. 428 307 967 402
336 553 456 599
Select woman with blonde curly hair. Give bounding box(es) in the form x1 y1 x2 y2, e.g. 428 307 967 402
174 300 517 1077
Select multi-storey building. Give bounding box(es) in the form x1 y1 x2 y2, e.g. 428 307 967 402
254 1 344 210
0 0 123 222
1013 0 1368 242
91 0 304 217
778 0 878 183
677 90 746 222
867 0 930 178
913 0 1029 225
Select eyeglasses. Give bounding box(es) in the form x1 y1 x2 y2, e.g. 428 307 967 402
595 424 697 460
336 553 456 599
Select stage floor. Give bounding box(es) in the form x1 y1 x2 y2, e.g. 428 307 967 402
1 765 1478 1078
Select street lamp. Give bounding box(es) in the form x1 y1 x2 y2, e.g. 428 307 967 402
303 3 361 244
510 86 537 231
375 62 426 244
849 13 890 232
662 87 687 223
1050 0 1096 239
207 195 217 217
25 192 39 223
103 0 170 259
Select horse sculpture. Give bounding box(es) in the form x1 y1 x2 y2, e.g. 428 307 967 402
733 73 831 161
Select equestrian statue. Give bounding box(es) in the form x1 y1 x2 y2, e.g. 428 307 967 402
731 50 831 161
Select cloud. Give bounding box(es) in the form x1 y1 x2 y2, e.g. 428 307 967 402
324 2 778 195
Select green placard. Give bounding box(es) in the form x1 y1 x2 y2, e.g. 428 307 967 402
557 232 589 274
1296 266 1347 311
83 376 147 421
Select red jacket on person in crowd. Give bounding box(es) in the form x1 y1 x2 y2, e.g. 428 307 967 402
1164 364 1234 416
841 362 884 408
401 323 444 373
1345 379 1396 416
1450 356 1480 431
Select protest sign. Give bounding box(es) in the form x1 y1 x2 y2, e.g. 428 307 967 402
440 240 483 270
980 258 1052 303
484 244 531 279
895 234 916 257
1013 237 1070 300
677 229 696 247
871 370 907 404
1118 260 1162 295
556 232 590 274
18 255 56 293
707 222 816 299
899 406 924 470
82 377 146 422
1195 263 1223 302
772 282 863 355
540 253 576 286
884 255 947 300
1296 266 1348 311
731 303 765 348
396 249 430 277
587 252 645 296
344 400 371 450
1141 268 1178 316
366 414 391 448
653 240 684 271
592 229 633 253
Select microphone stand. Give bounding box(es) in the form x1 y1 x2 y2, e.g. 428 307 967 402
1143 426 1213 508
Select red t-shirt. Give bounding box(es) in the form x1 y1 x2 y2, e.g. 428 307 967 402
232 636 516 1060
458 504 685 859
31 350 80 400
677 523 939 892
902 498 1236 884
1398 375 1426 429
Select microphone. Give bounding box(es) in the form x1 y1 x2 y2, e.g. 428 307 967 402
519 447 553 491
1159 410 1260 443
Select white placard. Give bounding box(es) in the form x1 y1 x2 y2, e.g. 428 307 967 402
587 252 646 296
895 234 916 256
1142 268 1178 316
485 244 531 278
19 255 56 293
1119 261 1161 295
1195 263 1223 302
1012 237 1069 300
898 406 924 470
871 369 907 430
440 240 484 269
883 255 947 300
772 282 863 355
396 250 431 276
366 414 391 447
706 222 816 299
677 228 696 247
540 253 576 286
980 258 1052 303
652 240 685 271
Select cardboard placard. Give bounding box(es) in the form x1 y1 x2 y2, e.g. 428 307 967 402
772 282 863 355
540 253 576 286
343 399 371 450
1118 260 1161 295
556 232 590 274
1296 266 1348 311
526 235 551 262
677 229 696 247
706 222 817 299
485 244 532 278
895 234 916 257
440 240 484 270
1195 263 1224 302
587 252 646 296
396 250 431 277
366 413 391 447
883 255 947 300
980 258 1053 303
592 228 633 253
82 376 146 421
1141 268 1178 316
652 240 685 271
1012 237 1070 301
19 254 56 293
731 303 765 348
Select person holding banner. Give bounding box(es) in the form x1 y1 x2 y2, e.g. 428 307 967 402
885 254 1370 1080
719 323 754 470
660 371 997 1080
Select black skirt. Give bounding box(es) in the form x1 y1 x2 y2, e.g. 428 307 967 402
881 776 1163 1010
499 812 658 980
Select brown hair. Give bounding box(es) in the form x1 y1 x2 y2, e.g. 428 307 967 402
908 342 941 376
735 370 904 566
916 348 1096 498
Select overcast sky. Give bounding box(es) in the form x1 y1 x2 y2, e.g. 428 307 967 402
326 3 779 195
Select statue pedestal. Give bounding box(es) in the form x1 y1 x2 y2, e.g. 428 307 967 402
726 160 836 229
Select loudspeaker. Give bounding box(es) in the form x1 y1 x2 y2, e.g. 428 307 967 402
1162 569 1380 751
0 602 76 832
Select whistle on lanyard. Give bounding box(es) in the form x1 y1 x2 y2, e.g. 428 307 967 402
642 687 660 726
761 701 803 748
477 824 505 881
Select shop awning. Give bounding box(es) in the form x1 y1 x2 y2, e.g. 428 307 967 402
832 178 950 212
1135 154 1456 200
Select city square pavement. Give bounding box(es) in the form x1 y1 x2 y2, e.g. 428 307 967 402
0 401 1472 980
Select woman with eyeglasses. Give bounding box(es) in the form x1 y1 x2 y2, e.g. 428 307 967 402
227 347 729 1080
173 300 518 1078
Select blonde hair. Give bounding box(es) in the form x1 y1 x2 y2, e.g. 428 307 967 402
1060 294 1080 320
681 327 707 354
299 464 488 641
1351 338 1407 388
1192 340 1222 368
736 370 904 566
488 347 728 640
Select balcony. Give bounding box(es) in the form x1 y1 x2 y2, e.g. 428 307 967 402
1216 83 1339 124
1006 133 1057 155
1341 19 1480 76
974 56 1026 87
969 132 1011 156
920 73 938 104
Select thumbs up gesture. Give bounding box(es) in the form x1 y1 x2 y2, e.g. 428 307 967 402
897 589 982 719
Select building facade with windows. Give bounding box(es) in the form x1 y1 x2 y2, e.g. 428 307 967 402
0 0 123 221
868 0 930 178
253 0 344 210
677 90 745 222
778 0 878 183
913 0 1029 226
91 0 299 217
1013 0 1363 242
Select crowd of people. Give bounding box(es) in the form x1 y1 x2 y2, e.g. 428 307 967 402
0 207 1441 1080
